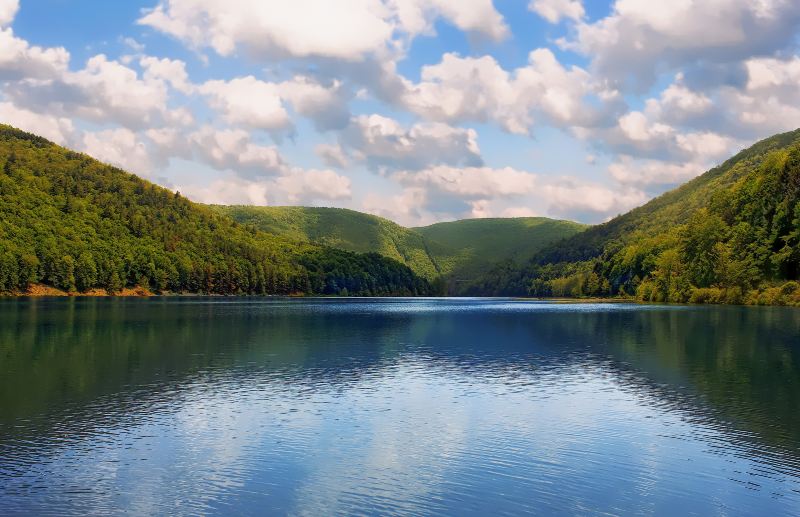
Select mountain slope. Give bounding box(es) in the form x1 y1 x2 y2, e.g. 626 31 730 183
0 125 431 296
414 217 587 281
216 206 587 285
214 206 441 279
468 129 800 305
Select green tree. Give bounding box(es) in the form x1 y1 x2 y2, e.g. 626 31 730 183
75 252 97 291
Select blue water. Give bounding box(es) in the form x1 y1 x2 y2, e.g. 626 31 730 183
0 298 799 515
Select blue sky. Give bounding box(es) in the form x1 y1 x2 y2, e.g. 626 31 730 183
1 0 799 224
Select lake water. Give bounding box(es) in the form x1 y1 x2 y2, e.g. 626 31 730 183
1 298 799 516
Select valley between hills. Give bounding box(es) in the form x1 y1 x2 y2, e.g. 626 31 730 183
1 123 799 305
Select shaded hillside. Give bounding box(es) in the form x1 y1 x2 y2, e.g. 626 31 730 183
219 206 587 286
414 217 587 281
0 125 431 296
468 129 800 305
215 206 441 279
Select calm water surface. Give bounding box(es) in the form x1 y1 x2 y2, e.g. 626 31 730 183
0 298 799 515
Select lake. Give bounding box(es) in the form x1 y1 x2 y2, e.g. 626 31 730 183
0 298 799 515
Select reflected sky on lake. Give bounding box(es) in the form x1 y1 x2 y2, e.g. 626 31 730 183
0 298 799 515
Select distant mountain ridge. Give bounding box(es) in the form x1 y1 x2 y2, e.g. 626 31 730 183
214 206 587 288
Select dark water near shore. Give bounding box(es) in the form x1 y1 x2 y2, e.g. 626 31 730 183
1 298 799 515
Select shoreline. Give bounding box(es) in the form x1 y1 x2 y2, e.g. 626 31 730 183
2 285 798 307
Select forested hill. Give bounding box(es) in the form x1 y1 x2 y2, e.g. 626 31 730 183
216 206 586 286
467 129 800 305
0 124 431 296
214 206 441 279
414 218 587 281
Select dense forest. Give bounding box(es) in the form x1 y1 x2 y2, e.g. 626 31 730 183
214 205 442 279
216 206 585 288
3 121 800 305
0 125 431 296
413 217 586 283
467 129 800 306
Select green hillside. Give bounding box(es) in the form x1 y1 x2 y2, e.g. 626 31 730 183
414 217 587 281
214 206 441 279
216 207 587 287
0 125 431 297
468 129 800 305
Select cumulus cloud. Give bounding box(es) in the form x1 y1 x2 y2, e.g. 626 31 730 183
560 0 800 90
315 143 349 168
339 114 483 172
365 164 650 224
274 168 352 204
140 55 193 93
607 157 708 190
4 54 173 129
176 168 351 206
279 76 351 131
0 101 75 145
177 176 271 206
395 165 536 199
138 0 507 62
200 76 291 134
529 0 584 24
199 75 350 136
0 27 70 80
187 126 285 178
537 179 648 220
400 48 620 134
0 0 18 27
80 128 155 176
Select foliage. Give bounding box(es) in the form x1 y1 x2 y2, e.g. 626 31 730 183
0 124 431 296
414 217 587 283
468 129 800 305
216 206 586 292
214 205 442 279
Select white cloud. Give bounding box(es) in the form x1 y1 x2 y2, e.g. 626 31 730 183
0 0 18 27
199 75 350 135
0 28 70 80
366 164 650 224
720 55 800 136
274 168 352 204
80 128 154 176
340 114 482 171
401 48 618 134
391 0 508 41
538 179 648 220
139 0 394 61
362 188 430 226
395 165 536 198
561 0 800 90
199 76 290 134
187 126 285 178
0 102 75 145
279 76 350 131
529 0 584 24
501 206 542 218
579 100 736 167
608 157 707 189
315 143 349 168
176 176 271 206
138 0 507 62
140 55 193 93
5 54 172 129
176 168 351 206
